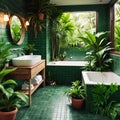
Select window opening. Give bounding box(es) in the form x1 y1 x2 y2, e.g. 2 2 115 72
114 0 120 52
51 11 96 61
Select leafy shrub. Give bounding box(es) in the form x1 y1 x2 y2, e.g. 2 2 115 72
92 83 120 120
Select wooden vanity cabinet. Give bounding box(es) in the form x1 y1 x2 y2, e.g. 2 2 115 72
8 60 45 106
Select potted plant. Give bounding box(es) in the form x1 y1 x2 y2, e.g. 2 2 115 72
27 0 59 37
0 68 28 120
65 80 85 109
24 43 36 55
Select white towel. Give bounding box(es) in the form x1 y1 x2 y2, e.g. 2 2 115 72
22 82 34 90
36 75 42 82
32 76 39 85
32 75 42 85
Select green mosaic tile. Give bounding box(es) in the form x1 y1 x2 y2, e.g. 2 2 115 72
16 86 110 120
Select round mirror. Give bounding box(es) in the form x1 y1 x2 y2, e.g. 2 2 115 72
9 15 25 45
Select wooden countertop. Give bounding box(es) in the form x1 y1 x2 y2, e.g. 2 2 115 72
8 60 45 79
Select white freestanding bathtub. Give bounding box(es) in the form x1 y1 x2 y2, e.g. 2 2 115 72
82 71 120 85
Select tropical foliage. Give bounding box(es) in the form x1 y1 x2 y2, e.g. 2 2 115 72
0 40 12 69
92 83 120 120
0 68 28 112
114 0 120 51
51 13 75 60
51 12 96 60
27 0 60 37
80 31 112 71
65 80 85 99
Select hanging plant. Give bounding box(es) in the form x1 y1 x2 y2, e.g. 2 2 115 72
27 0 59 38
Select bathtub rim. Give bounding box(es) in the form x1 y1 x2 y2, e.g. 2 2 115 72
82 71 120 85
47 61 88 66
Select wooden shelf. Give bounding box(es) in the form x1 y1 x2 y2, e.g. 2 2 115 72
19 80 44 95
8 60 45 106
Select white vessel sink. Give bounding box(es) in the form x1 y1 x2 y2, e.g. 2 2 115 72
12 55 41 67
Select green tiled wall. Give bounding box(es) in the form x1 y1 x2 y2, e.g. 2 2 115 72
0 0 28 50
27 27 47 59
46 66 83 85
1 0 27 18
60 48 86 61
110 54 120 76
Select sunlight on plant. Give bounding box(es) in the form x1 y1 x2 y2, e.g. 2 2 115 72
51 11 96 60
92 83 120 120
114 0 120 51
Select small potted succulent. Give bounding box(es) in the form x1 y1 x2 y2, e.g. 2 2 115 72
65 80 85 109
0 68 28 120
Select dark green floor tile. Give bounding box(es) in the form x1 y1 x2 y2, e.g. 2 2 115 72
16 86 110 120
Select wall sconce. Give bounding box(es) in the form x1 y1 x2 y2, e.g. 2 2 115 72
25 20 29 31
25 21 29 26
4 14 9 21
0 3 10 22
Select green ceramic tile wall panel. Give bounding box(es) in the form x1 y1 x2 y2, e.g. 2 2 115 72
28 27 46 59
60 48 86 60
0 0 27 18
0 0 28 52
46 66 83 85
110 54 120 76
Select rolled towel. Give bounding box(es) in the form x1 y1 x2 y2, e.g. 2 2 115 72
32 76 39 85
36 75 42 82
22 82 34 90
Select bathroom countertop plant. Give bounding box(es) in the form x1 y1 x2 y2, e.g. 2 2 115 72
23 43 36 55
80 31 113 71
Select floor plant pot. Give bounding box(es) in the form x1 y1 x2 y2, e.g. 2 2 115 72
72 98 84 109
0 107 18 120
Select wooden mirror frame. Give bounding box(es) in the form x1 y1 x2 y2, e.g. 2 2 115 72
9 15 25 45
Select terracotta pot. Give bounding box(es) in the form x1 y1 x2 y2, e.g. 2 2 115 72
38 13 44 20
72 98 84 109
0 108 18 120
